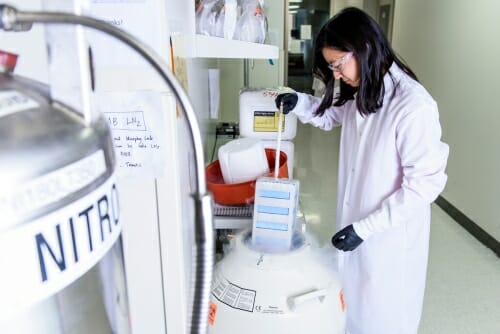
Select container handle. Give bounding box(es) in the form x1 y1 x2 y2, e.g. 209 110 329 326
287 288 327 311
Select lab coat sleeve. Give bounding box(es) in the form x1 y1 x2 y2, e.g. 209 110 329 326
352 101 449 240
291 92 344 130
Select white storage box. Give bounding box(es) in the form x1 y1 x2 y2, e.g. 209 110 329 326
251 176 300 252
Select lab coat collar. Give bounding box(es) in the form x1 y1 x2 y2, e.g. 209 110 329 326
383 62 404 96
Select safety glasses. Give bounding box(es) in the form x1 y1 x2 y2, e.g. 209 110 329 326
327 52 353 72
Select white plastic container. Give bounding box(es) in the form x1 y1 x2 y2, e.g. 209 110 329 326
208 231 346 334
218 138 269 184
239 89 297 140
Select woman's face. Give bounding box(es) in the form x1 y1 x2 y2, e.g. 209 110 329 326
322 47 360 87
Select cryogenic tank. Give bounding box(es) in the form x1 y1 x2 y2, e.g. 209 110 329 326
0 51 130 333
208 231 346 334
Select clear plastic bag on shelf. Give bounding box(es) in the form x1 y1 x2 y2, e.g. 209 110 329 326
196 0 225 37
224 0 238 40
233 0 267 44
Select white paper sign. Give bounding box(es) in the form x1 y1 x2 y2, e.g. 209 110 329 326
94 91 166 177
208 69 220 119
300 25 312 40
88 0 159 67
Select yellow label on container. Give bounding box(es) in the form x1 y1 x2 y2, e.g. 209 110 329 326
253 111 285 132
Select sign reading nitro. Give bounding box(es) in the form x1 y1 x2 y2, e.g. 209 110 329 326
0 176 120 322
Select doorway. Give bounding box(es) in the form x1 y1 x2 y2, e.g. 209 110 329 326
286 0 330 95
285 0 394 95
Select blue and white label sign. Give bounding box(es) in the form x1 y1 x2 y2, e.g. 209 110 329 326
0 176 120 323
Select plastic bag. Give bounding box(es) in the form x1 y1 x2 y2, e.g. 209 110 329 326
196 0 225 37
224 0 238 39
233 0 267 43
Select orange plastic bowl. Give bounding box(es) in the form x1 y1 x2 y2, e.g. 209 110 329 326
206 148 289 205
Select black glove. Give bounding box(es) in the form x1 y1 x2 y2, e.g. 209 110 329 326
275 93 298 114
331 225 363 251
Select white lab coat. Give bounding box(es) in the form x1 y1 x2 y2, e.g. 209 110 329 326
291 63 449 334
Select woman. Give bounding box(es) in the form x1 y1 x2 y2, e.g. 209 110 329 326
276 7 449 334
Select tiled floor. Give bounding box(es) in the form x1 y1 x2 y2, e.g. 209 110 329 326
420 206 500 333
293 120 500 334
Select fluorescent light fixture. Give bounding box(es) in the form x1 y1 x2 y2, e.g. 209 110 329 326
289 0 302 2
289 5 300 9
289 10 298 14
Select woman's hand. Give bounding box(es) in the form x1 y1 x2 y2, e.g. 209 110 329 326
275 93 298 114
332 225 363 251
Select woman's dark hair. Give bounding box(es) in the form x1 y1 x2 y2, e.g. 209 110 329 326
313 7 417 116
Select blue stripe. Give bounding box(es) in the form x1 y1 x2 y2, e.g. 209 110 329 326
255 221 289 231
257 205 289 215
254 236 289 246
257 189 290 200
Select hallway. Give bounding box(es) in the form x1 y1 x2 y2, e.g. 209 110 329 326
293 121 500 334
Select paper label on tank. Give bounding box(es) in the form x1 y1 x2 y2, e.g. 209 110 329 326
253 111 285 132
0 176 121 323
0 90 39 117
0 150 107 227
211 272 256 312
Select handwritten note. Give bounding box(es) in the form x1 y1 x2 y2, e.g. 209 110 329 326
94 91 166 177
105 111 147 131
88 0 159 67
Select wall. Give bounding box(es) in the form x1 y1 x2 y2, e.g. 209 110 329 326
331 0 364 15
214 58 244 123
392 0 500 240
0 0 47 82
331 0 383 18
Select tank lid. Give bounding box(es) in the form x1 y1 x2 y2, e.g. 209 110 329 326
0 50 18 73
